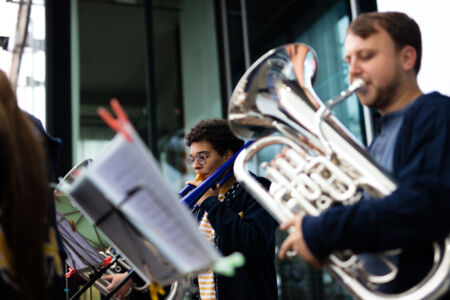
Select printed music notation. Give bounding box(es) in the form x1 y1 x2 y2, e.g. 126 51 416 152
61 123 221 286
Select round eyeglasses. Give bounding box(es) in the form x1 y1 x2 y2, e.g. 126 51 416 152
186 152 210 165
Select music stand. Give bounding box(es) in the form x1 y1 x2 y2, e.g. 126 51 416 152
56 209 129 300
58 110 222 288
55 159 110 252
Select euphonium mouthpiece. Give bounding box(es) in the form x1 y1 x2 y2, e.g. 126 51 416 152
180 141 253 208
325 78 366 110
349 78 366 93
195 173 205 182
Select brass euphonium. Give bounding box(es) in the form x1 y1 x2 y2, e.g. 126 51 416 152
228 43 450 299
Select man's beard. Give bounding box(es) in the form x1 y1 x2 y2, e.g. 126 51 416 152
369 75 401 112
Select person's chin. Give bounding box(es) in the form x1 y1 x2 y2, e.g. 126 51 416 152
357 90 376 107
202 172 212 180
358 96 373 107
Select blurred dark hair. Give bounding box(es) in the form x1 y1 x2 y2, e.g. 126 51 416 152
0 69 50 300
348 11 422 74
185 119 244 155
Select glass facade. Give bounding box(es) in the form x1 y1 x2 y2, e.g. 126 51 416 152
71 0 365 298
224 1 356 298
226 0 364 142
75 0 148 164
151 0 224 192
74 0 366 188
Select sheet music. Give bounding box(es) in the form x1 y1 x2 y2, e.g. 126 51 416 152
64 124 221 285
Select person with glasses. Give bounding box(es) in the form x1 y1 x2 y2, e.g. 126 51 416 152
186 152 212 167
103 119 277 300
184 119 277 300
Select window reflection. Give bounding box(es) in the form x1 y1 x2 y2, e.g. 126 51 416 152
153 0 223 190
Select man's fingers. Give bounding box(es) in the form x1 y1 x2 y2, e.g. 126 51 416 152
278 235 294 259
185 180 199 186
103 274 119 291
280 218 296 231
102 274 113 281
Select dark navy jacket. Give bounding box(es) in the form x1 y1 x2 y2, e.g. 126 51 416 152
29 115 67 299
302 92 450 295
193 177 278 300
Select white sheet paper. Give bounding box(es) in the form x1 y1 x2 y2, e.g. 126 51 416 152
63 123 221 285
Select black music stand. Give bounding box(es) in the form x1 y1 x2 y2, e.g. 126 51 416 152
58 120 222 289
56 210 131 300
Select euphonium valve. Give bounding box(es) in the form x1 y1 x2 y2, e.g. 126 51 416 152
228 43 450 300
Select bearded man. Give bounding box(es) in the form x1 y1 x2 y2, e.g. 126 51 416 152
279 11 450 298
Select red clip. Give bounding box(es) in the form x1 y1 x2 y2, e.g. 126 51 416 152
102 256 112 268
97 98 133 142
65 267 76 278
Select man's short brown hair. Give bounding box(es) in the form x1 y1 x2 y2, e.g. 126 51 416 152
348 12 422 74
185 119 244 155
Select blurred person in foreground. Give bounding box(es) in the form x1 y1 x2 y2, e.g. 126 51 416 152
0 69 65 299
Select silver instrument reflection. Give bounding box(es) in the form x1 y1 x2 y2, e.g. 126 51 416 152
228 43 450 300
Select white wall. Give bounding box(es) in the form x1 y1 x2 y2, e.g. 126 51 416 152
377 0 450 96
180 0 222 130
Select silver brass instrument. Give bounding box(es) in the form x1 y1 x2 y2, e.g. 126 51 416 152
228 43 450 299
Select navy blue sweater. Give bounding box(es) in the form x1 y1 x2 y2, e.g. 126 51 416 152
302 92 450 294
194 177 278 300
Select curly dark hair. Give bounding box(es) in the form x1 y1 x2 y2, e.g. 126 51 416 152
348 11 422 74
185 119 244 155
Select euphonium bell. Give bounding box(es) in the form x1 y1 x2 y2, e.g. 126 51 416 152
228 43 450 300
